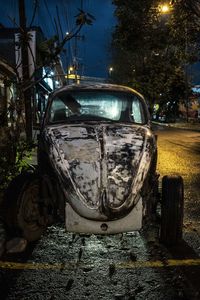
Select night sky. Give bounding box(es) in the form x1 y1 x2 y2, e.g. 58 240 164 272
0 0 116 78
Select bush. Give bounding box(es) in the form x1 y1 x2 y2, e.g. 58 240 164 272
0 126 33 193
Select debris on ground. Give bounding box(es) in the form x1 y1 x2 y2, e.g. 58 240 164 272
0 219 6 257
6 237 28 254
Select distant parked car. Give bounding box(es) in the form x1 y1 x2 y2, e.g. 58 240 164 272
158 112 176 123
3 83 184 246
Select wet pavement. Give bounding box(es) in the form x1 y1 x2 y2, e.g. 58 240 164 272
0 224 200 300
155 125 200 228
0 225 199 300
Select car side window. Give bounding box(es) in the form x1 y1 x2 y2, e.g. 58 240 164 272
132 98 144 124
50 98 67 122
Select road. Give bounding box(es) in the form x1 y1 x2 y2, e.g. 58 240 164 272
0 126 200 300
155 126 200 229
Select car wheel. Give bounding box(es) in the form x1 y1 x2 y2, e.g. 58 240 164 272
3 172 49 242
160 175 184 246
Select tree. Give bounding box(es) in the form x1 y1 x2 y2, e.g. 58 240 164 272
0 7 95 193
111 0 200 113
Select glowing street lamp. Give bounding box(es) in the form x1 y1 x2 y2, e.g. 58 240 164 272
109 67 113 76
68 66 74 74
159 3 171 14
161 4 170 13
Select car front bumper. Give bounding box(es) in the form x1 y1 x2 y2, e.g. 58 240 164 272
65 197 143 234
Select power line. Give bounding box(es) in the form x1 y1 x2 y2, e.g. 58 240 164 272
29 0 39 27
43 0 57 35
56 5 64 41
64 1 74 64
81 0 83 10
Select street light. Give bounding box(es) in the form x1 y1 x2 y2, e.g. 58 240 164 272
109 67 113 76
68 66 74 74
159 3 171 14
158 2 190 122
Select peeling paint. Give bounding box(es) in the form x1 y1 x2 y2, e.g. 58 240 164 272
43 123 154 220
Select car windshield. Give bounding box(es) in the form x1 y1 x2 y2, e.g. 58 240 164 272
48 90 147 124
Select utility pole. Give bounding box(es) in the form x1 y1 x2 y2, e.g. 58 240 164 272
73 33 85 83
18 0 33 141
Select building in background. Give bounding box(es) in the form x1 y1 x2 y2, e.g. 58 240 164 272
0 26 66 124
0 56 16 126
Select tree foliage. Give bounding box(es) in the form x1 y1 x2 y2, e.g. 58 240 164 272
111 0 200 111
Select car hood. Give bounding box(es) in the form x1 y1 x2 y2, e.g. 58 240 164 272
45 123 155 220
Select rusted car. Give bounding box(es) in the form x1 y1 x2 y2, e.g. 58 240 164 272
3 84 184 246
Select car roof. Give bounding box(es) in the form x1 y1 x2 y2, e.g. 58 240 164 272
50 83 145 99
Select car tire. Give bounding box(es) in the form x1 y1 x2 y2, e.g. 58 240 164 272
160 175 184 246
2 171 48 242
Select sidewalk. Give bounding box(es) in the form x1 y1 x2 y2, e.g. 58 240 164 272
152 120 200 132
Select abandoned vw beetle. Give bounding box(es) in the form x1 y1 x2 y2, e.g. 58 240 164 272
4 84 184 246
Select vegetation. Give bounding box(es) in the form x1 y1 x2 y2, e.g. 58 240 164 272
111 0 200 115
0 8 95 193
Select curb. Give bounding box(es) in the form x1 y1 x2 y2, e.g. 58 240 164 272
152 121 200 132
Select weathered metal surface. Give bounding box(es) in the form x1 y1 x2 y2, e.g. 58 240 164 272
65 197 143 234
44 123 155 220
